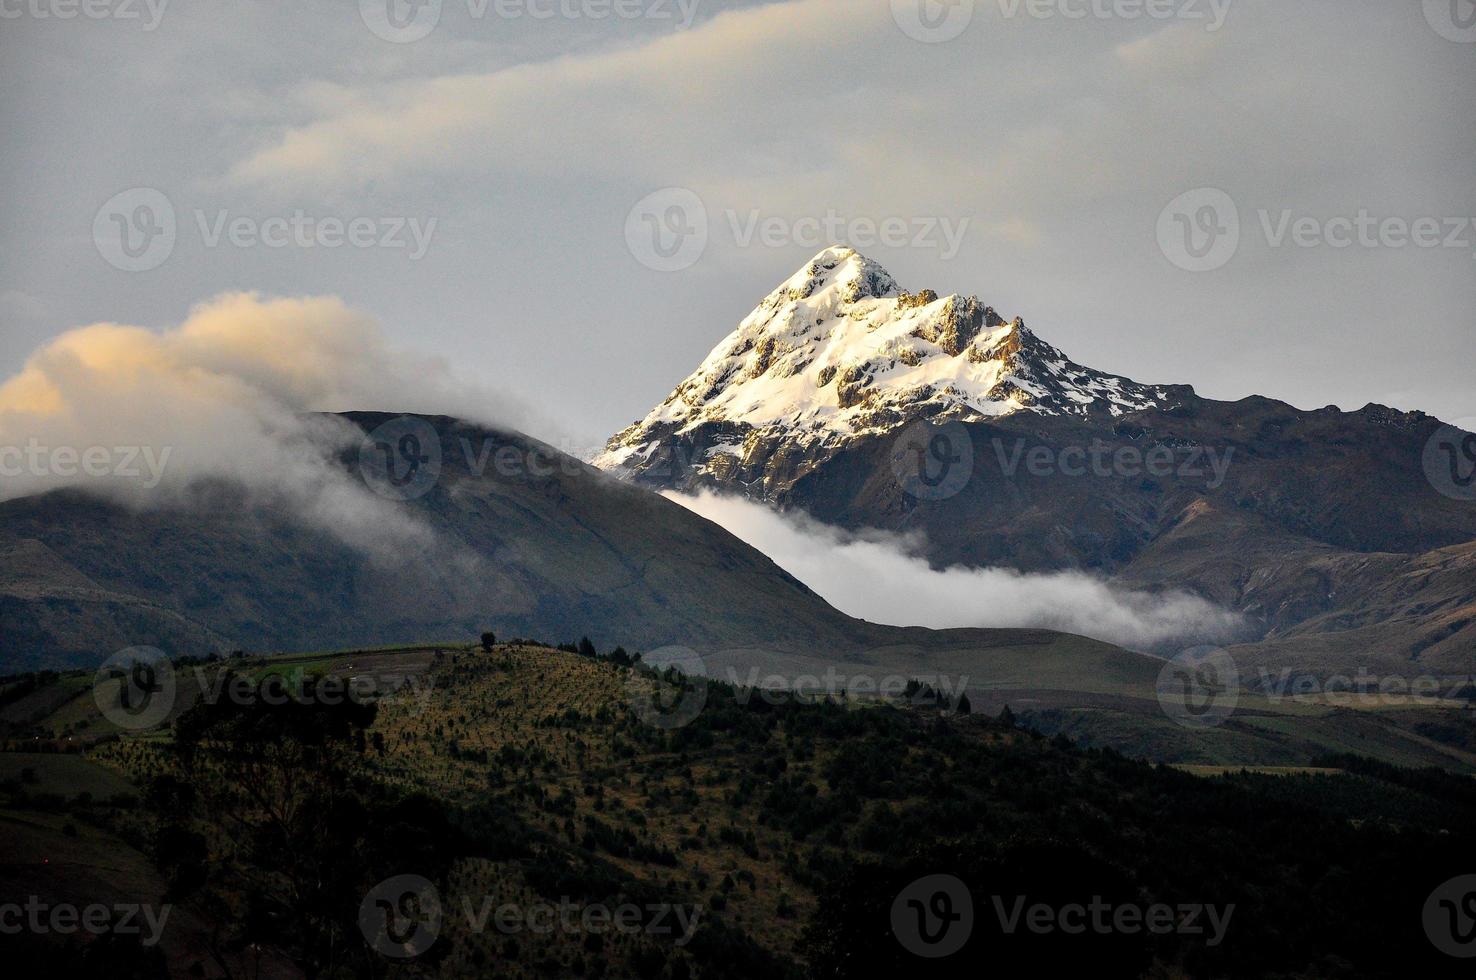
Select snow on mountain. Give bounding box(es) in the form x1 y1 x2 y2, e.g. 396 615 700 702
597 245 1183 475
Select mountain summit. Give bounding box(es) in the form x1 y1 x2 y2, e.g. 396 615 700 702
594 248 1475 677
597 245 1183 477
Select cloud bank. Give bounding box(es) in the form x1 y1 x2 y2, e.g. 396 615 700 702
667 490 1246 652
0 293 515 554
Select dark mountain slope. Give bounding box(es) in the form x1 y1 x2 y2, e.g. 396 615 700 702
0 413 1135 683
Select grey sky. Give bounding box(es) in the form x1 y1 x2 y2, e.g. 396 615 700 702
1 0 1472 452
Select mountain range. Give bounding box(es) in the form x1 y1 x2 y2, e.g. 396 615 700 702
597 246 1476 678
1 253 1473 767
0 413 1135 691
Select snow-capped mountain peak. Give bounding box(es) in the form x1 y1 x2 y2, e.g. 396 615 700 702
759 244 900 309
597 245 1181 475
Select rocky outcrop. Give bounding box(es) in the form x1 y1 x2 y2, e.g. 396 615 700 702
595 246 1182 488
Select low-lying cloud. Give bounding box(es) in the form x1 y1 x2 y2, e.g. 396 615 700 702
0 292 516 556
667 490 1246 653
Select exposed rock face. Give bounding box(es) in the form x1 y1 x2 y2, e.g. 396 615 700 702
595 246 1476 676
596 246 1185 491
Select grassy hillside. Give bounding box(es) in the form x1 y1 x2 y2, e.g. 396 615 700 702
2 641 1474 977
7 635 1474 773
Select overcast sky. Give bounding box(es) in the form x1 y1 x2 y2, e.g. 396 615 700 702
2 0 1472 451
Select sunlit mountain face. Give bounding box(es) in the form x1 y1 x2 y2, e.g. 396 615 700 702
3 5 1475 979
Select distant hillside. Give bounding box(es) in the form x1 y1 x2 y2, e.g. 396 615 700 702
0 413 1142 684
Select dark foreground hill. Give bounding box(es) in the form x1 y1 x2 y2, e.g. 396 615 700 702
4 642 1475 978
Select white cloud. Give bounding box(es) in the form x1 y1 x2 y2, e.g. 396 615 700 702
4 0 1471 455
0 293 518 556
226 0 870 193
224 1 1465 224
667 489 1246 653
